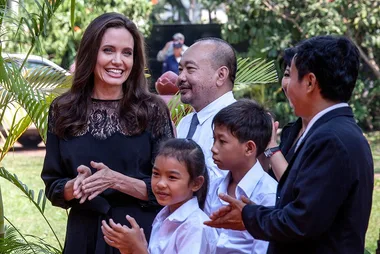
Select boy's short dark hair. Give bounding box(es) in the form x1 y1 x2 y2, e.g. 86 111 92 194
212 99 272 156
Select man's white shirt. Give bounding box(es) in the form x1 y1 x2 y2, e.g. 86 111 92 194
204 161 278 254
176 91 236 182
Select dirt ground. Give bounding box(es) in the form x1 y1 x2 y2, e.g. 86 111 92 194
6 142 46 157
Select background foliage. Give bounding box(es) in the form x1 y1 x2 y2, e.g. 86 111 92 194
202 0 380 129
4 0 379 130
3 0 153 69
0 0 379 253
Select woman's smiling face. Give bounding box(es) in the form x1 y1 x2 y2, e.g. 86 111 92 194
94 27 134 91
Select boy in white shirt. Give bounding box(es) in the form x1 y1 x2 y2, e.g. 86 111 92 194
205 99 278 254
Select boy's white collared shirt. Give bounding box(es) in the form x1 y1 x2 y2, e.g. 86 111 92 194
205 160 278 254
149 197 218 254
176 91 236 182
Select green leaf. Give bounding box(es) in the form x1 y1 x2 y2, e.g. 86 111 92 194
0 167 63 250
71 0 76 34
0 223 61 254
235 57 278 89
0 187 4 239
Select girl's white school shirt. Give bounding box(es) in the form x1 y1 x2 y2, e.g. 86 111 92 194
148 197 218 254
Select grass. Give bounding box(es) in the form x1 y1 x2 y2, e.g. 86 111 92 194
0 151 67 250
366 131 380 174
0 132 379 253
367 179 380 253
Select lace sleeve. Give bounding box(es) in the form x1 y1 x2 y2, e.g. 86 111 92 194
41 102 73 209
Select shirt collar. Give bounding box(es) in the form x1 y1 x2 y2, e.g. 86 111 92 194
196 91 235 125
295 103 349 151
154 197 199 224
217 160 265 204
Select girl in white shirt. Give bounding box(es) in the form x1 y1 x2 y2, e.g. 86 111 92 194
101 138 218 254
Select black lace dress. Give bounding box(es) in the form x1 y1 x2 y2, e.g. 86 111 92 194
41 98 174 254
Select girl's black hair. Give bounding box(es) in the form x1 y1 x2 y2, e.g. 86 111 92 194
157 138 209 210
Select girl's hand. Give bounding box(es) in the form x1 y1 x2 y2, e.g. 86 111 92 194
73 165 92 203
81 161 117 200
101 216 148 254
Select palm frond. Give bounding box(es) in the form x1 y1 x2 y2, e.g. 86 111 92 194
234 57 278 89
0 0 72 152
25 67 71 90
0 106 32 160
0 167 47 214
23 234 61 254
0 187 4 239
5 64 49 141
0 222 37 254
167 93 192 126
19 66 71 142
0 55 33 157
0 167 63 250
1 58 71 146
0 223 61 254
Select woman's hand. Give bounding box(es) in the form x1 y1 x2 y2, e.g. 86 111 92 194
268 118 280 148
101 215 148 254
81 161 117 200
72 165 92 203
260 116 280 171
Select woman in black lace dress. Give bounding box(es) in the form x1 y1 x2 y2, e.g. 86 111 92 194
264 48 305 181
41 13 174 254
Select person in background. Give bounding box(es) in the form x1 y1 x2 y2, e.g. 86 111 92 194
205 35 374 254
101 139 218 254
156 32 188 62
41 12 173 253
176 37 237 183
262 47 305 181
161 41 183 75
205 99 277 254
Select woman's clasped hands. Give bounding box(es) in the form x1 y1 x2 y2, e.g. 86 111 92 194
74 161 117 203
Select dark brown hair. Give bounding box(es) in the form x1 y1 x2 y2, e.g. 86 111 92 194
54 12 166 137
213 99 272 156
